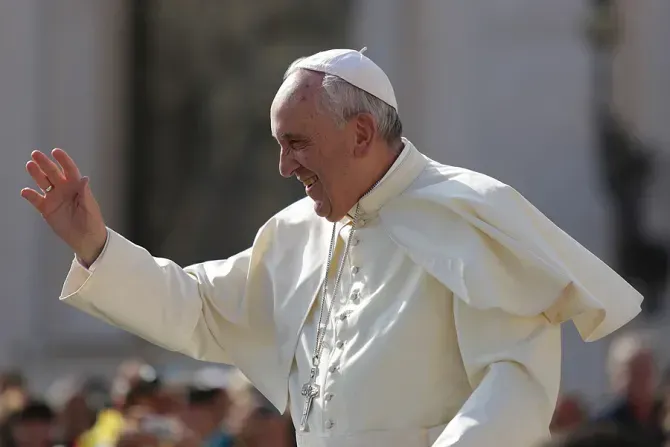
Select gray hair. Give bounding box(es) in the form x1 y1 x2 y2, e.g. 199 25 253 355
284 58 403 146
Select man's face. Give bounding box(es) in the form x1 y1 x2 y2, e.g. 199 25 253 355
271 71 358 221
59 395 94 440
11 420 53 447
624 351 656 401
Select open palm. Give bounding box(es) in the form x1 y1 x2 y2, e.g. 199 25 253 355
21 149 107 265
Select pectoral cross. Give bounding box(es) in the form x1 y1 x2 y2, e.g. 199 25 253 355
299 367 320 432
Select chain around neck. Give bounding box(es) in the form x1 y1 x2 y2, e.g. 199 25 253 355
311 203 361 366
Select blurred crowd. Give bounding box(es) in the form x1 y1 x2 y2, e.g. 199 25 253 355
546 332 670 447
1 331 669 447
0 360 295 447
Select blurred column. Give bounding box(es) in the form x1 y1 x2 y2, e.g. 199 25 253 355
613 0 670 326
0 0 134 388
615 0 670 150
645 0 670 150
33 0 130 346
0 0 42 368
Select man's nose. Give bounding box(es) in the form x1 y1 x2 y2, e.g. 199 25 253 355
278 151 299 178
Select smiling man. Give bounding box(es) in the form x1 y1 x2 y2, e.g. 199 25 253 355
271 55 403 221
21 49 642 447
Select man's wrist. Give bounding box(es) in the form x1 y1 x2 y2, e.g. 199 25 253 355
76 228 109 269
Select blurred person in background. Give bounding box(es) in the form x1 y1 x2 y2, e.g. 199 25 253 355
110 360 162 410
231 397 294 447
3 400 56 447
656 366 670 444
182 368 233 447
0 372 29 423
114 416 200 447
226 372 295 447
110 364 202 447
0 371 30 447
540 423 650 447
78 361 168 447
550 394 588 435
21 48 643 447
595 332 664 445
45 375 104 447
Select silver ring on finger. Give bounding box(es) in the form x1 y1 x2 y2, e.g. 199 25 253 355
45 184 54 193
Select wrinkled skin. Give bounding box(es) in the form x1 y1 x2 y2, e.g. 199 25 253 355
271 69 398 222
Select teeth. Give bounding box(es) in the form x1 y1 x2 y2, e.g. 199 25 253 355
303 177 317 187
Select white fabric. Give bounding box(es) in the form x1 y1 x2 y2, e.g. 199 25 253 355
295 424 448 447
287 200 559 445
291 48 398 111
60 139 641 447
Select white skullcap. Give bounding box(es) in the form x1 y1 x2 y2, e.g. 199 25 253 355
291 48 398 111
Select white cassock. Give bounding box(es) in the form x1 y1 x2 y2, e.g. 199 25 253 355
60 139 642 447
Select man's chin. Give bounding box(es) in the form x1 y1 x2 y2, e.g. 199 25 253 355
312 199 335 221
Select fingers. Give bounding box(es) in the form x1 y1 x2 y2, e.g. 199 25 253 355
31 150 66 186
20 188 45 211
52 148 82 180
26 160 53 192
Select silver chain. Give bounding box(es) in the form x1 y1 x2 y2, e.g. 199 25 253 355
310 203 361 367
310 176 383 367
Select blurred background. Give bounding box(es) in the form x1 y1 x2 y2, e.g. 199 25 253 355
1 0 669 446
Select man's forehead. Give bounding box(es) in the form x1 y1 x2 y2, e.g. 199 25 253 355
271 71 323 137
274 70 323 107
271 106 310 140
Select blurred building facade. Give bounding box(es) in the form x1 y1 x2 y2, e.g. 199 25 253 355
1 0 669 406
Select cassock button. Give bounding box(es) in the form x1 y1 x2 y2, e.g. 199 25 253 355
328 365 339 373
351 291 360 301
325 393 334 401
325 420 334 429
351 237 359 246
339 313 348 321
336 340 345 349
359 219 366 227
351 266 359 274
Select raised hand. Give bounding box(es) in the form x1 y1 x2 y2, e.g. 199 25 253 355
21 149 108 266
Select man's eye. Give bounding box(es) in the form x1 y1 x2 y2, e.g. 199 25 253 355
290 140 308 150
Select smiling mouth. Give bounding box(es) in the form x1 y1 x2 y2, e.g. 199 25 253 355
302 176 318 188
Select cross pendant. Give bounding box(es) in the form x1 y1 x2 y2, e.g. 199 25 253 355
299 367 320 432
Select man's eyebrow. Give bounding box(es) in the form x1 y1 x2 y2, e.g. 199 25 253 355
277 132 307 141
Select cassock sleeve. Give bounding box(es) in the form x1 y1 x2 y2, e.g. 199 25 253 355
431 299 560 447
60 227 263 364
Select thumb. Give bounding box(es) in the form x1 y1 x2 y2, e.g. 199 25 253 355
78 176 91 195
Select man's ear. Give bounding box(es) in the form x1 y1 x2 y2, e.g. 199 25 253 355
352 113 376 157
